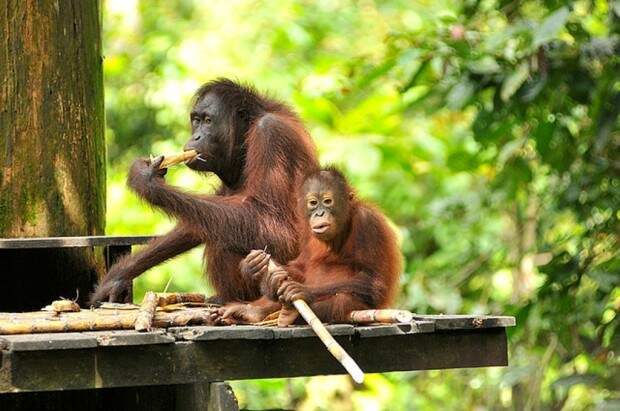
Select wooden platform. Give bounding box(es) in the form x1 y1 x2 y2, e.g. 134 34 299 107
0 236 516 409
0 315 514 393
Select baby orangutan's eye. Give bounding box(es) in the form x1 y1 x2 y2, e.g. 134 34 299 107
308 199 318 207
323 198 333 206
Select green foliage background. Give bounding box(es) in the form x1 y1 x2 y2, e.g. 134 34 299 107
102 0 618 409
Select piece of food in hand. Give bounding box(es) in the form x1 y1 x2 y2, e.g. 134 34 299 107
158 150 197 169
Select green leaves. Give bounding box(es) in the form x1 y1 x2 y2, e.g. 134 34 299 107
447 79 475 109
532 7 570 48
500 62 530 102
103 1 619 409
467 57 501 75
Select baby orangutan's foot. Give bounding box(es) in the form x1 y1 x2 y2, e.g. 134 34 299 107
214 302 272 325
277 305 300 327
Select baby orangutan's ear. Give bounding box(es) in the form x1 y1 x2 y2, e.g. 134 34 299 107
348 191 355 201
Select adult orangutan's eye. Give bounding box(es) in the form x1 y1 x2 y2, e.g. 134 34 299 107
204 116 212 124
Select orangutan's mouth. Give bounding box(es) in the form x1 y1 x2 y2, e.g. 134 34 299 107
186 150 208 164
312 223 330 234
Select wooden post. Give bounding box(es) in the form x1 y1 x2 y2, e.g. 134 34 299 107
0 0 105 240
0 1 106 310
208 382 239 411
175 381 239 411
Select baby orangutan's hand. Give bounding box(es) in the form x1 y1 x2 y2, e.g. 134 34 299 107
277 280 312 304
261 268 290 300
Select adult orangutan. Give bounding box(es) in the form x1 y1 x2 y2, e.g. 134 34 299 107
219 168 402 325
90 79 318 305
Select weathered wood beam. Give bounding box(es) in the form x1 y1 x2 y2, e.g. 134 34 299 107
0 328 508 393
0 236 157 249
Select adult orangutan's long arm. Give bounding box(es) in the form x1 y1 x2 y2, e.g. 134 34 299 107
127 157 259 250
90 224 201 304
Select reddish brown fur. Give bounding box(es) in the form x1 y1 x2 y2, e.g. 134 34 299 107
255 169 402 324
90 79 319 304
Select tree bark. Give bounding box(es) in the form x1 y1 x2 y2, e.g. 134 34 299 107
0 1 105 310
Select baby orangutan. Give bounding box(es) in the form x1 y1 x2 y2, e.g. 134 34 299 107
216 168 402 326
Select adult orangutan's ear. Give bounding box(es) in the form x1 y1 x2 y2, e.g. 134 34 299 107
238 108 249 122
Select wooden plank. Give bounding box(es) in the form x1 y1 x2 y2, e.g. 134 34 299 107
271 324 354 339
0 328 508 392
173 324 387 340
169 326 274 341
412 315 516 329
0 235 157 249
355 325 404 338
83 330 175 346
411 320 436 333
355 321 435 338
0 333 97 352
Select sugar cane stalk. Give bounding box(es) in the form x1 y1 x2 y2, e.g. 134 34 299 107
135 292 207 331
293 299 365 383
0 307 217 335
268 261 365 383
349 309 413 324
158 150 197 169
134 291 159 332
157 292 206 306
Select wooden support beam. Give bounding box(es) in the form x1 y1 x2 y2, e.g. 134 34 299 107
0 236 157 249
0 327 508 393
207 382 239 411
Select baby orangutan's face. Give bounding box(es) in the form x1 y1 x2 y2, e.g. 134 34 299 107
303 176 349 243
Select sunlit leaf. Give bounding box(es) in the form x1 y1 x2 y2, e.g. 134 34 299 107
614 1 620 17
446 80 474 109
497 138 523 165
501 365 537 387
500 62 529 102
551 374 599 390
467 57 501 75
533 7 570 47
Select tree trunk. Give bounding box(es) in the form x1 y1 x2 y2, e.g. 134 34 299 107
0 1 105 310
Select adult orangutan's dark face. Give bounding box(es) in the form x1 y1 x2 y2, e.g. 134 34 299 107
184 92 230 172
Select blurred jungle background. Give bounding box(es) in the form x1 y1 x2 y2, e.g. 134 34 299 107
102 0 618 409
